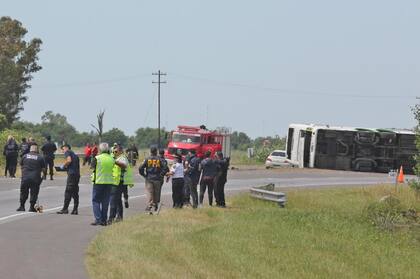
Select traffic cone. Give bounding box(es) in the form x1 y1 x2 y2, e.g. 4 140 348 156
398 166 405 183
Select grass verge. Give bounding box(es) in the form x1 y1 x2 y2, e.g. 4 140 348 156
86 185 420 279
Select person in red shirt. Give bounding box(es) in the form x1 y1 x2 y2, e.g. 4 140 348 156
83 143 92 166
91 142 98 160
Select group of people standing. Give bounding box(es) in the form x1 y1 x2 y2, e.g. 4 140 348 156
140 148 230 212
6 134 230 225
3 135 57 180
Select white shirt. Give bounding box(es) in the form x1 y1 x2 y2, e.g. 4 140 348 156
171 162 184 178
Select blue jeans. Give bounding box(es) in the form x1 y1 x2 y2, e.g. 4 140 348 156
92 184 112 223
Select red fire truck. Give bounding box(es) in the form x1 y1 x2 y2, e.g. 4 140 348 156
165 125 231 161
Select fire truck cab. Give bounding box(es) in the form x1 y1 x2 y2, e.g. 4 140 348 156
165 125 231 161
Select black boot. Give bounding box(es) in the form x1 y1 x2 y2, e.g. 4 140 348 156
124 199 129 208
16 204 25 211
29 203 36 212
57 209 69 214
50 175 53 181
71 205 78 215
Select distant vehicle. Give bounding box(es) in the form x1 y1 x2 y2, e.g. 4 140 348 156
265 150 295 168
286 123 417 173
165 125 231 162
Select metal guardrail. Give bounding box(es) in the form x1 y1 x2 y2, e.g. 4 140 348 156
250 183 286 207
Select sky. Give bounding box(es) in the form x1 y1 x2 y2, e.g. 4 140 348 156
2 0 420 138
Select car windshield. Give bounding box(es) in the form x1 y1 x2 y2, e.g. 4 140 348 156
172 133 201 144
271 151 286 157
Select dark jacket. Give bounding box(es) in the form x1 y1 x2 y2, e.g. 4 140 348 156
139 155 166 181
3 140 19 157
21 152 46 183
215 158 230 184
200 157 219 178
41 141 57 159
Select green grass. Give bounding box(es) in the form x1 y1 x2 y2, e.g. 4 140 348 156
86 185 420 279
230 149 260 165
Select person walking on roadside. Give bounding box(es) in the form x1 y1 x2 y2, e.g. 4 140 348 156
3 135 19 178
199 150 219 206
139 147 166 213
83 143 92 166
90 142 98 162
90 143 114 226
126 143 139 166
214 151 230 207
108 145 134 223
157 149 169 209
167 155 185 208
41 135 57 180
20 138 30 158
17 145 46 212
57 144 80 215
184 150 201 209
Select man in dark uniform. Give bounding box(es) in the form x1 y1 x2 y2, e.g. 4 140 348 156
126 144 139 166
20 138 30 158
3 135 19 178
214 151 230 207
139 147 166 213
199 150 219 206
41 135 57 180
17 145 46 212
185 150 201 208
57 144 80 215
157 149 169 209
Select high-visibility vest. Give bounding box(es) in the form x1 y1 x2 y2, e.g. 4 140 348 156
91 153 115 185
113 154 134 187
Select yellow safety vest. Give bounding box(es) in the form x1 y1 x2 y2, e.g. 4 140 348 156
91 153 115 185
113 154 134 187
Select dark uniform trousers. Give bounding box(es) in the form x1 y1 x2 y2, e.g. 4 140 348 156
109 184 124 221
172 177 184 208
20 178 41 206
185 176 199 208
214 176 227 206
44 156 54 177
5 154 18 177
63 174 80 210
199 176 215 206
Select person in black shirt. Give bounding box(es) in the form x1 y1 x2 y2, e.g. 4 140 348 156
126 144 139 166
199 150 220 206
3 135 19 178
17 145 46 212
214 151 230 207
41 135 57 180
20 138 30 158
57 144 80 215
185 150 201 208
139 147 166 213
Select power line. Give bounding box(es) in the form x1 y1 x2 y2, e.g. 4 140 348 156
33 73 151 89
171 72 417 99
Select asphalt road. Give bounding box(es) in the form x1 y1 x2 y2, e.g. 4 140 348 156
0 168 402 279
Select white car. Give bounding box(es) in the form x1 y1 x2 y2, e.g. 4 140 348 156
265 150 293 168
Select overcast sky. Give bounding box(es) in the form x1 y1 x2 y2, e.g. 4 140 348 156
3 0 419 138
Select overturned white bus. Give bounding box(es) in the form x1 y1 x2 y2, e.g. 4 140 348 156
286 123 417 174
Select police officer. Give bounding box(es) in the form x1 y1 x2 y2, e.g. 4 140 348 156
109 145 134 223
157 149 169 208
126 144 139 166
3 135 19 178
41 135 57 180
57 144 80 215
17 145 46 212
214 151 230 207
90 143 114 226
167 155 185 208
184 150 201 208
20 137 30 158
139 147 166 213
199 150 219 206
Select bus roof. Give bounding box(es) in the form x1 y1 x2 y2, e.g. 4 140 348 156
289 123 415 135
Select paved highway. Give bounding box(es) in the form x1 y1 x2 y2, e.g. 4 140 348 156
0 168 402 279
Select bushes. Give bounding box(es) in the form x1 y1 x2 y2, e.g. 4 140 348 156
366 195 404 231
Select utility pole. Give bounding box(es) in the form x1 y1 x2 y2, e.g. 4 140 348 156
152 70 166 148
